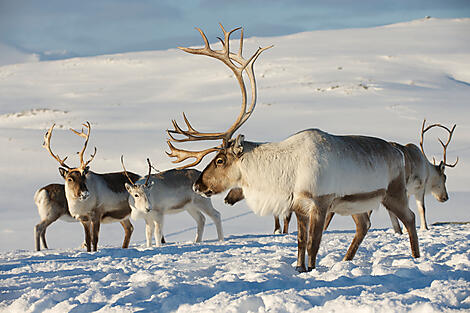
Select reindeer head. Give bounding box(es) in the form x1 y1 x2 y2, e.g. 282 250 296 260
166 24 271 197
419 120 458 202
122 157 155 213
43 122 97 201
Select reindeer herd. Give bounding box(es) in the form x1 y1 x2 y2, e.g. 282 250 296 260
34 24 458 273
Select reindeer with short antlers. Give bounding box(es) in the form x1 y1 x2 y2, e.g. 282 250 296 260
166 24 420 273
122 157 223 247
387 120 458 232
43 122 138 251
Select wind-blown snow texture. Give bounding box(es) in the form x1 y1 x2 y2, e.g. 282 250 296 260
1 18 470 312
1 226 469 312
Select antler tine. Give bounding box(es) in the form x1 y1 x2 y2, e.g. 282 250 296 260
144 158 153 186
420 119 459 167
166 141 220 170
419 119 442 161
43 124 72 169
120 155 136 186
436 124 459 167
70 121 96 170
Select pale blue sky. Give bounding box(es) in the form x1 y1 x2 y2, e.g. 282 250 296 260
1 0 469 61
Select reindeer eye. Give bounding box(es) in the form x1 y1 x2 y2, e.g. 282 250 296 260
216 158 225 165
134 194 139 198
67 178 73 182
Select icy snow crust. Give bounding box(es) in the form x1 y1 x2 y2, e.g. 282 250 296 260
1 18 470 312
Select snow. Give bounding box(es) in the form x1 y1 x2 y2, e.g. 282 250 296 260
1 18 469 312
1 225 469 312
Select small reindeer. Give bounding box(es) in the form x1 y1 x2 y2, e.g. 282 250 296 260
43 122 138 251
324 120 458 233
225 187 293 234
34 183 138 251
123 158 224 247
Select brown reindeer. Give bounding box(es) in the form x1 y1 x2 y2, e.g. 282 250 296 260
165 24 419 272
43 122 137 251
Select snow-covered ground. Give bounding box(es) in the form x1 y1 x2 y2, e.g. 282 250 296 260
1 225 469 312
1 18 469 312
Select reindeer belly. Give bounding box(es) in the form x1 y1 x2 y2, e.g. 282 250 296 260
330 189 386 216
59 214 77 223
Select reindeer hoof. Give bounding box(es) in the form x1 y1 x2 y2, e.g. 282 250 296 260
295 266 307 273
307 266 315 272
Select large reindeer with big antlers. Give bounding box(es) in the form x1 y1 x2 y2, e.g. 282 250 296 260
166 24 420 272
122 157 223 247
43 122 138 251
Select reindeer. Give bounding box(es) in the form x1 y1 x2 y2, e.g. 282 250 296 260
34 183 74 251
166 24 420 272
388 121 458 232
122 157 224 247
33 183 137 251
323 120 458 234
43 122 137 252
225 187 293 234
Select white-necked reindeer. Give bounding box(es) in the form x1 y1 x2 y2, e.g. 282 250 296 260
43 122 138 251
225 187 293 234
323 120 458 233
34 183 137 251
122 158 224 247
389 121 458 232
166 24 419 272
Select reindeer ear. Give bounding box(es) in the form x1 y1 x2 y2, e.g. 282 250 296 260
148 181 155 189
59 167 67 179
125 183 132 193
439 161 445 173
232 134 245 157
84 166 90 174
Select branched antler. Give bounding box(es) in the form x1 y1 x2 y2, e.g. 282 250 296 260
43 122 97 172
167 23 272 169
70 121 97 171
419 119 458 168
43 124 72 169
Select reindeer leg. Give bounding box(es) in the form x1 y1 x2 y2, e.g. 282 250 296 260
187 208 206 243
388 210 402 234
80 220 91 252
323 212 335 231
307 205 327 271
294 210 308 273
197 198 224 241
383 175 420 258
35 215 59 251
145 216 154 247
283 212 292 234
416 191 429 231
152 212 164 247
344 213 370 261
91 219 101 252
274 216 281 234
120 219 133 249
